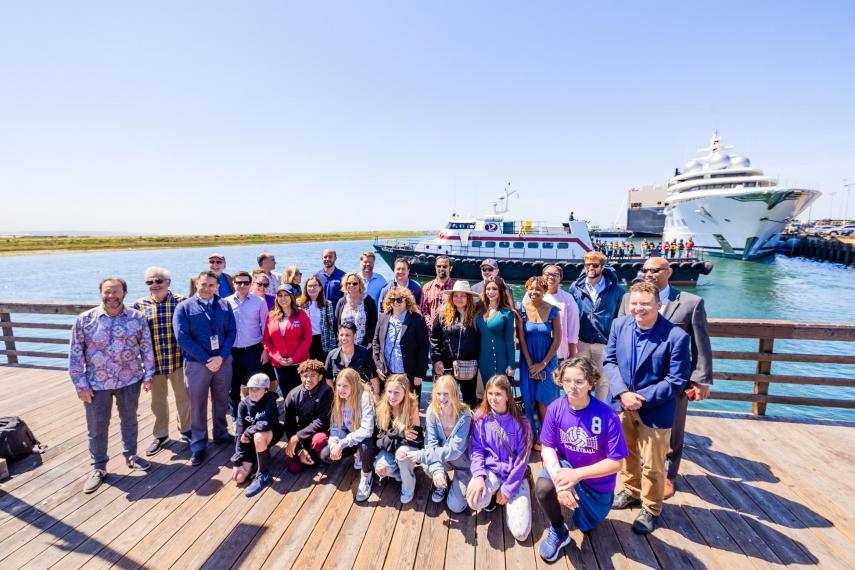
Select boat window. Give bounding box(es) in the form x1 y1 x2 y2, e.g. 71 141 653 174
527 242 539 249
745 181 756 187
485 241 496 248
503 222 516 234
471 240 483 247
557 243 569 249
445 222 476 230
542 242 554 249
512 242 525 249
499 241 510 248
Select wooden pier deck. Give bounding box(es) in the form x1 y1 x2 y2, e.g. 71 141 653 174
1 366 853 569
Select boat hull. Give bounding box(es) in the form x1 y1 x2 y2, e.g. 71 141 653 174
663 188 820 260
373 245 713 286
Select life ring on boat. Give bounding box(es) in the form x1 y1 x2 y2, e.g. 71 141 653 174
631 262 643 271
679 261 692 270
701 261 714 275
691 261 704 271
426 255 436 265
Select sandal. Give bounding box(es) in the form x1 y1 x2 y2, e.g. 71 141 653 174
298 449 315 465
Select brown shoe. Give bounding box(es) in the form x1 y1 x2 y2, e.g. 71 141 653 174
664 478 676 499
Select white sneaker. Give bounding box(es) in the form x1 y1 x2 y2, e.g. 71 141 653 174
356 473 373 502
353 456 362 470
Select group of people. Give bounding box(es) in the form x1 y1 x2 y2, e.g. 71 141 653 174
68 246 712 562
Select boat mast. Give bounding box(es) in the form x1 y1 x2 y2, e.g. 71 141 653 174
491 183 519 215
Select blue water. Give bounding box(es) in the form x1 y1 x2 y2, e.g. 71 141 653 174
1 239 852 420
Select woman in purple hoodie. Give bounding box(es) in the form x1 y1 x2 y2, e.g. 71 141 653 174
466 374 532 542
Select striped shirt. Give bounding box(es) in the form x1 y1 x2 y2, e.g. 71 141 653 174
134 291 186 375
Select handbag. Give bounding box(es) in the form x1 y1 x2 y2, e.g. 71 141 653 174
449 322 478 381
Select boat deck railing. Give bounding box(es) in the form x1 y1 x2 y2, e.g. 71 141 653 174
2 302 853 415
373 237 706 262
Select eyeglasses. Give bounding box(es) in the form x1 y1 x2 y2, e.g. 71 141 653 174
543 272 561 279
234 280 251 286
390 297 405 304
145 278 166 285
584 263 602 268
641 267 666 274
208 260 224 265
255 282 270 287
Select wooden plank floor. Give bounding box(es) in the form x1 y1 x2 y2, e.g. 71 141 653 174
1 365 854 569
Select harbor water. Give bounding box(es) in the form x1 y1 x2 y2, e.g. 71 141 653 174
1 239 853 421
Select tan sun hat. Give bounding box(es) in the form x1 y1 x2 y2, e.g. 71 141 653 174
441 280 479 298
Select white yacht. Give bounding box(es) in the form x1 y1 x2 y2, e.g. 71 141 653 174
662 133 821 259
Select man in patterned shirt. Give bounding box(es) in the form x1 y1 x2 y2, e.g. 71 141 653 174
134 267 191 457
69 277 156 495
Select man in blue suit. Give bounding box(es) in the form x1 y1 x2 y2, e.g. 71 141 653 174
604 281 690 535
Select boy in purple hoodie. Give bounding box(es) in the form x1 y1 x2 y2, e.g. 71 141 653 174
466 375 532 542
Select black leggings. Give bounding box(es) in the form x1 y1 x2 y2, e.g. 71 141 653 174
535 476 565 528
320 438 377 474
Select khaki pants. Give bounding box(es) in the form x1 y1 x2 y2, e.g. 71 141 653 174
619 410 671 516
576 341 608 402
150 368 191 439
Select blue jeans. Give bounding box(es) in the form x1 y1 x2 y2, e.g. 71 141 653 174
84 381 142 470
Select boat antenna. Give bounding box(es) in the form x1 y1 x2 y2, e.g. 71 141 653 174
492 183 519 215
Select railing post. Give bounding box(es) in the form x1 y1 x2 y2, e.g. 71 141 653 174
0 311 17 365
753 337 774 415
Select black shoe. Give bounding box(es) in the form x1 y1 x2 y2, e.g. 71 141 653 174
179 431 192 443
145 437 167 457
214 434 235 445
190 450 205 466
612 491 642 510
632 508 657 534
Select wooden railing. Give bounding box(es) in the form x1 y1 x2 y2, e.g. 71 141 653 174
2 302 854 415
708 319 855 415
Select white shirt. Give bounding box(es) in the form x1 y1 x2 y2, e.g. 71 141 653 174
659 285 671 315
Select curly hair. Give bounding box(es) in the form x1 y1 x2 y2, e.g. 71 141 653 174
552 356 600 389
381 286 418 314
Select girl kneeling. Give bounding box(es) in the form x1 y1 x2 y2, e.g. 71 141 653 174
466 374 532 542
535 357 628 562
374 374 424 504
321 368 378 502
415 374 472 512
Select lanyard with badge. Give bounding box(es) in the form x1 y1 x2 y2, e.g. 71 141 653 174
201 299 220 352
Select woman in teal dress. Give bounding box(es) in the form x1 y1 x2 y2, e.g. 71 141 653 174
475 277 517 384
517 276 562 439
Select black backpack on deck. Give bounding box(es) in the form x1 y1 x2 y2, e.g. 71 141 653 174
0 416 42 462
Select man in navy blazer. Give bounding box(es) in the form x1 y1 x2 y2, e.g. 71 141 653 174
604 281 690 535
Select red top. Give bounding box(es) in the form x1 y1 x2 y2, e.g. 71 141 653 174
262 309 313 366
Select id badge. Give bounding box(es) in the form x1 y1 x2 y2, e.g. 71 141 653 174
210 336 220 351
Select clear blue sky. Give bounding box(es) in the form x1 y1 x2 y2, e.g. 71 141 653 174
2 1 853 234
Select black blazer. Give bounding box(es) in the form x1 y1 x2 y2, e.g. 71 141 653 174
372 310 429 382
334 295 378 348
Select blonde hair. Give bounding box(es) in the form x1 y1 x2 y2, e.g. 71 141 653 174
381 286 417 314
283 265 301 286
376 374 419 432
331 368 364 432
429 374 469 421
340 271 366 295
584 251 607 265
440 296 477 328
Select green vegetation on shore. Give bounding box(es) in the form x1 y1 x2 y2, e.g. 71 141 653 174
0 231 425 256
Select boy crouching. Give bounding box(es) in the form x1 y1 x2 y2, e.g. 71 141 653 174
232 373 284 497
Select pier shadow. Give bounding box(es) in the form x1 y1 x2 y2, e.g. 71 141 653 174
0 493 148 568
684 433 779 483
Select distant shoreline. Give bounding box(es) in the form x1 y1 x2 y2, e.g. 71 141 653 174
0 231 425 256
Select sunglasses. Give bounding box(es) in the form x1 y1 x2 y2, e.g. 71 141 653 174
145 278 166 285
390 297 405 303
481 267 496 272
208 260 224 265
346 281 360 286
255 282 270 287
584 263 602 268
641 267 666 274
234 280 251 286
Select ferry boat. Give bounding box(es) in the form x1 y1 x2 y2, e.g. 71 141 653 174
662 133 821 260
374 187 713 285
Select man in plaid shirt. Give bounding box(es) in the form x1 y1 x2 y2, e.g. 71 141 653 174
134 266 192 456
